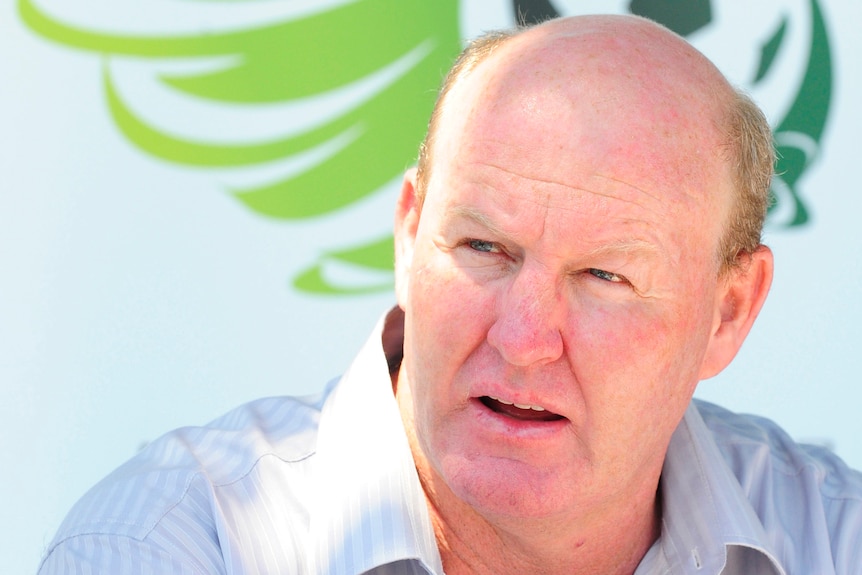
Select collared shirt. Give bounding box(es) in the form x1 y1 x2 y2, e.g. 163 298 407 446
40 311 862 574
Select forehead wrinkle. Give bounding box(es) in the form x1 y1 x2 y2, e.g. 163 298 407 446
466 158 670 219
596 172 707 214
474 159 591 198
590 172 663 205
558 172 677 221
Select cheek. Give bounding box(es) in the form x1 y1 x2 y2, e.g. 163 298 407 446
565 302 712 473
402 262 502 472
403 257 496 404
408 264 489 346
569 299 712 413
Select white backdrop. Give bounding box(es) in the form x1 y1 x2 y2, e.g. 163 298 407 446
2 1 860 572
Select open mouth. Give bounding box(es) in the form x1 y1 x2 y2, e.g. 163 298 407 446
479 396 565 422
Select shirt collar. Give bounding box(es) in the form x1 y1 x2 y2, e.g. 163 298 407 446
641 401 787 575
310 309 443 575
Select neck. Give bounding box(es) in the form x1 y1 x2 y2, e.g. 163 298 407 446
425 468 661 575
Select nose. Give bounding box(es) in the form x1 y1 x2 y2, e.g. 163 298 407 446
486 265 565 367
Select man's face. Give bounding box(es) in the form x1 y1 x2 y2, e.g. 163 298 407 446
395 25 740 524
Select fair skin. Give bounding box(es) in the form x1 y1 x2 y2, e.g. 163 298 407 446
393 16 773 575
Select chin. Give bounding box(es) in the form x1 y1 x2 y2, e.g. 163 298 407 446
441 454 580 521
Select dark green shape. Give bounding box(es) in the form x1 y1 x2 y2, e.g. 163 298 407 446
770 0 832 226
754 16 788 84
511 0 560 25
628 0 712 36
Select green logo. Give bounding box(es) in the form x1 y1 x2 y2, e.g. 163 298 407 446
514 0 833 227
20 0 832 296
19 0 461 294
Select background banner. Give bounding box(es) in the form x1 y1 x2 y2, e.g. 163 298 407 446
2 0 860 571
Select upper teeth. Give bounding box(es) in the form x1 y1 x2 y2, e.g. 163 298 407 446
490 396 546 412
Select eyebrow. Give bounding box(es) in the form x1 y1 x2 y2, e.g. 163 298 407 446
446 205 512 239
446 204 662 262
580 239 663 264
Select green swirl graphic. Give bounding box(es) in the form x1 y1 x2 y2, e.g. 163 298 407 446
19 0 461 294
762 0 832 226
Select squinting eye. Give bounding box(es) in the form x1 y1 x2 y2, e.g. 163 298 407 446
468 239 499 253
589 268 625 283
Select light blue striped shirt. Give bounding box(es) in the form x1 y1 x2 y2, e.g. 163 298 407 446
40 313 862 574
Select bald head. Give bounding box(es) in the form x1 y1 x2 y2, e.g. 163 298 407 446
416 15 773 271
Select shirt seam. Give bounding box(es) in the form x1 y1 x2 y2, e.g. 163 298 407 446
38 531 209 575
211 449 317 488
50 449 319 546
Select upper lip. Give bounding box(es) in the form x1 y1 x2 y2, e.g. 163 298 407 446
474 386 569 420
466 368 574 421
487 395 549 412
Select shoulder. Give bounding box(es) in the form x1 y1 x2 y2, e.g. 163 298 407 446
40 389 335 573
694 400 862 573
694 399 862 498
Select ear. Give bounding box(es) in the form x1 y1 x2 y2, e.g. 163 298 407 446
394 167 421 309
699 245 774 379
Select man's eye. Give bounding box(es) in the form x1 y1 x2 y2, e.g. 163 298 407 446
468 239 500 253
589 268 625 283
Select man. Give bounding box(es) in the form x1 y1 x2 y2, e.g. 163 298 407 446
40 14 861 575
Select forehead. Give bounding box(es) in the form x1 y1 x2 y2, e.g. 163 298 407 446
429 18 734 219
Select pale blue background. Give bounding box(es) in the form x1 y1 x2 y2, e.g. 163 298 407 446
2 1 860 572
